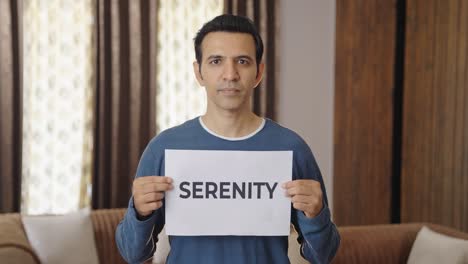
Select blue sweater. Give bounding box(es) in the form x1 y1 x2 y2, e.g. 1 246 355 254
116 117 340 264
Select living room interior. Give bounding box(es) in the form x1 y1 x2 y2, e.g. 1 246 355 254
1 0 467 264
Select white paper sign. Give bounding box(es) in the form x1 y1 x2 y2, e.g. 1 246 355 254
164 150 292 236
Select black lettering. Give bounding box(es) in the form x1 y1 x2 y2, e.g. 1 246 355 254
220 182 230 199
266 182 278 199
179 181 191 199
206 182 218 199
192 182 203 199
180 181 279 200
253 182 267 198
232 182 245 199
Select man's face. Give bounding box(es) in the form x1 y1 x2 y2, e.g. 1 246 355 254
194 32 264 113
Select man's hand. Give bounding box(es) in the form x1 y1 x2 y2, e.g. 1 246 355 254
282 180 323 218
132 176 173 217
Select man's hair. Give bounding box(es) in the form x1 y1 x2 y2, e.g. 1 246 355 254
194 14 264 72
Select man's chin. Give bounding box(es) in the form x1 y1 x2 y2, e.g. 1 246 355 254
208 97 249 113
216 103 245 112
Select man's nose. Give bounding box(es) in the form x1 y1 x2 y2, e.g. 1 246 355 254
222 61 240 81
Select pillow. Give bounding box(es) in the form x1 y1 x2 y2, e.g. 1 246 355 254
152 227 171 264
407 226 468 264
22 209 99 264
288 225 310 264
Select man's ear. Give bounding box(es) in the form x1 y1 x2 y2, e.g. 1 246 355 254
253 62 265 88
193 61 204 85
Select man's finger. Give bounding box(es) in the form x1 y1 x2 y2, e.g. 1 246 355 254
290 194 311 204
143 192 165 203
152 176 173 183
141 201 163 213
292 202 310 213
135 176 173 185
281 179 320 189
285 185 314 196
141 182 173 194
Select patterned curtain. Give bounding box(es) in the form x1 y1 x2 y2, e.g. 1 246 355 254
156 0 223 133
21 0 96 214
0 0 22 213
224 0 278 120
2 0 227 213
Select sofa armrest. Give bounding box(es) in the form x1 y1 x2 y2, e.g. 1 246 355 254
332 223 468 264
332 223 422 264
0 214 40 264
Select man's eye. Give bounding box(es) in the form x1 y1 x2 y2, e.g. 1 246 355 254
210 59 220 64
238 59 249 64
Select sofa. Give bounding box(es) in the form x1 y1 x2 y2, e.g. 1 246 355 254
1 208 467 264
0 209 129 264
330 223 468 263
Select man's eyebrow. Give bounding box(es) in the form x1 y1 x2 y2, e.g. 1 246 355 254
235 55 254 61
205 55 254 61
206 55 224 61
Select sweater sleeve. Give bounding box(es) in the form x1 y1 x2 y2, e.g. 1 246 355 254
290 141 340 264
115 140 166 264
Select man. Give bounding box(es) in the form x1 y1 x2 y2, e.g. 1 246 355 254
116 14 340 264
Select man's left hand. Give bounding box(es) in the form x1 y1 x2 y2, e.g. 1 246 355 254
282 180 323 218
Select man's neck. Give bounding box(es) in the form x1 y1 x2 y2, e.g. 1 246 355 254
201 110 263 138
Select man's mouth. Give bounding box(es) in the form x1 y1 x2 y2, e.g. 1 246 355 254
217 88 240 95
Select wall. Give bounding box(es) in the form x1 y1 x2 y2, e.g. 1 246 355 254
333 0 397 225
277 0 336 212
332 0 468 231
401 0 468 232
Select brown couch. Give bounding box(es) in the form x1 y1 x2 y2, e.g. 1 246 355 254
1 208 467 264
0 209 129 264
331 223 468 263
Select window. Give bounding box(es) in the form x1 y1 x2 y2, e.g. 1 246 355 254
21 0 223 214
22 0 95 214
156 0 223 132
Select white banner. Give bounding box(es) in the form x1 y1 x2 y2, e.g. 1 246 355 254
164 150 292 236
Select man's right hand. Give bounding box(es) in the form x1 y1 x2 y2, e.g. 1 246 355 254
132 176 173 218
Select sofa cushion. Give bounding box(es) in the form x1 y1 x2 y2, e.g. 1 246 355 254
407 226 468 264
22 209 99 264
0 216 40 264
288 225 309 264
153 227 171 264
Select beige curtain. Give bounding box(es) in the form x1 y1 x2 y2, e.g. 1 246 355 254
92 0 158 209
22 0 96 215
224 0 278 120
0 0 22 213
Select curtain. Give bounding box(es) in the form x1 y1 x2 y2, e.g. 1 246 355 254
92 0 158 209
156 0 223 133
0 0 22 213
224 0 278 120
22 0 96 215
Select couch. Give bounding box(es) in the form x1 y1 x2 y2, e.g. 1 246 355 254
0 209 130 264
1 208 467 264
330 222 468 263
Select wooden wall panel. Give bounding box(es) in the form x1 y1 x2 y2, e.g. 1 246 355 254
402 0 468 232
334 1 396 225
